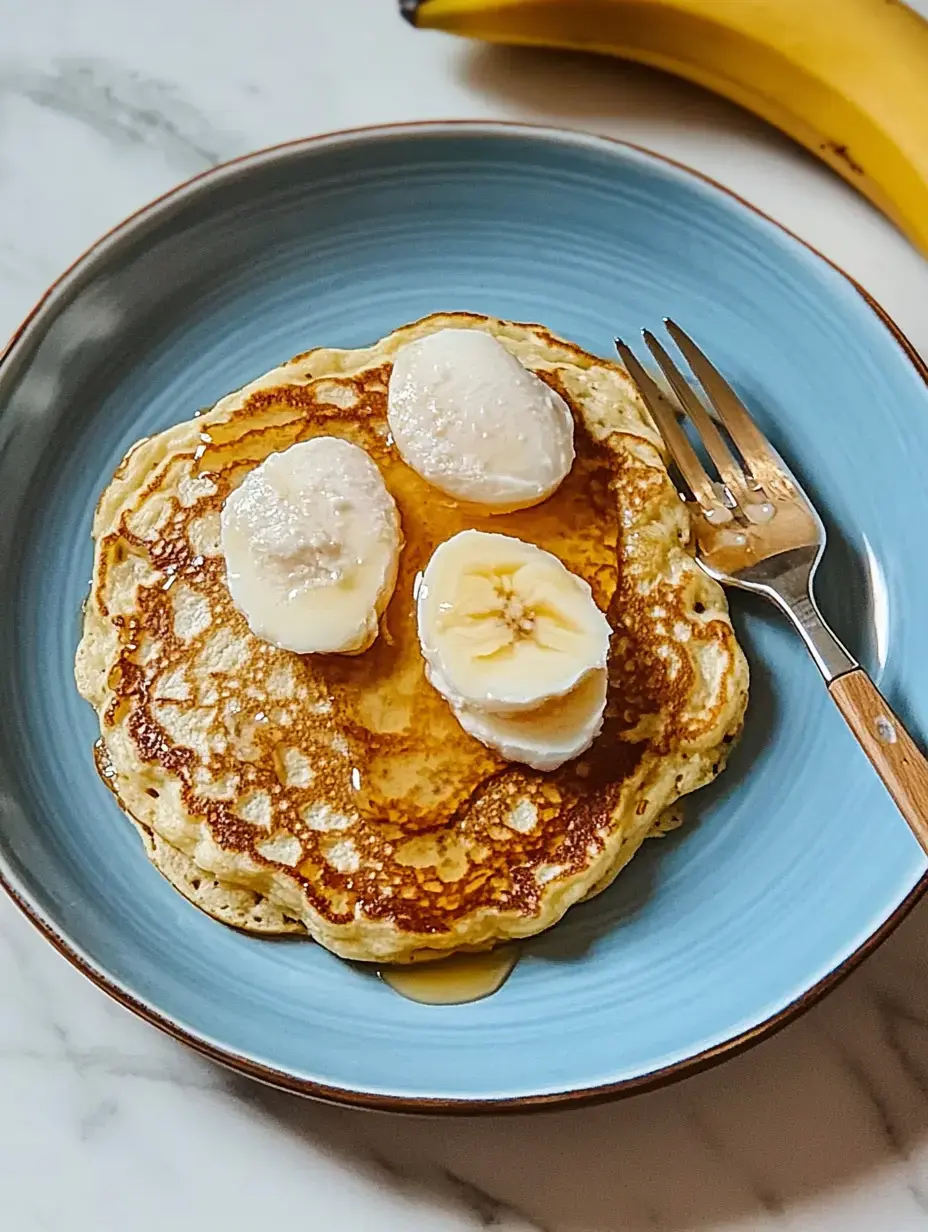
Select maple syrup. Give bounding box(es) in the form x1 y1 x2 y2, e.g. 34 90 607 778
378 947 519 1004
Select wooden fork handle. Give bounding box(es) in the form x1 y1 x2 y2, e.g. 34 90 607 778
829 669 928 856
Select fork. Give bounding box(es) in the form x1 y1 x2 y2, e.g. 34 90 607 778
616 320 928 855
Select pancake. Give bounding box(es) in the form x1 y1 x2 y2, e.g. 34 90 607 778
124 800 685 936
123 803 685 937
141 827 305 935
75 312 749 963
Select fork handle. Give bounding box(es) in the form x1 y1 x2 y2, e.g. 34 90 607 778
829 669 928 856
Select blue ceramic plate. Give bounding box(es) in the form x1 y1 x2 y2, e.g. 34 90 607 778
1 123 927 1112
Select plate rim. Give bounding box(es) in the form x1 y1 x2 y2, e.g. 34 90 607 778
2 118 927 1115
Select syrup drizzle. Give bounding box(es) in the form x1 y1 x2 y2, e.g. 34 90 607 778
378 947 519 1004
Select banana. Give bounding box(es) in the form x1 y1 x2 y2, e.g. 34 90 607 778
417 530 611 768
388 328 575 510
418 529 611 713
221 437 402 655
440 663 608 771
403 0 928 257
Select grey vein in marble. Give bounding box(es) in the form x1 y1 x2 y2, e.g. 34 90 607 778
0 57 239 172
0 1045 218 1090
677 1096 785 1219
440 1167 555 1232
345 1144 551 1231
829 1037 928 1219
876 988 928 1108
79 1096 119 1141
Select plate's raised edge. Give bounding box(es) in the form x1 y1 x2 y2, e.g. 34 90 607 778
1 119 927 1116
4 866 928 1116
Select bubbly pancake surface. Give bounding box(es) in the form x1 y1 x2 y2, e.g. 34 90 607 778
76 313 749 962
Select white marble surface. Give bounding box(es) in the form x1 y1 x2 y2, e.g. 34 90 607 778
4 1 928 1228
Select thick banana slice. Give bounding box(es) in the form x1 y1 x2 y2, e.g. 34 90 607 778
417 530 611 714
221 436 402 655
387 328 575 511
436 665 608 772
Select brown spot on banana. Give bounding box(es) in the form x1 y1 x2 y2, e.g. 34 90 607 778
821 142 865 176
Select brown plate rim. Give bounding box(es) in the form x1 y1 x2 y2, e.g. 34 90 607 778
1 119 926 1115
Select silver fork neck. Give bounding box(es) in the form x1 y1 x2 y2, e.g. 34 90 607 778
772 587 859 682
733 554 858 683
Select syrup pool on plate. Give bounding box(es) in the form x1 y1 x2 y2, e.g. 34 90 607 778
378 947 519 1004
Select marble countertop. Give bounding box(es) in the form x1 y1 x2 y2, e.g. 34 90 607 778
4 2 928 1229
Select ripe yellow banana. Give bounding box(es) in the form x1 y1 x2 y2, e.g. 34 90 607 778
402 0 928 256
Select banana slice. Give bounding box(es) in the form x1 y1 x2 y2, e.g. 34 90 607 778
436 665 608 772
417 530 611 714
221 436 402 655
387 328 575 511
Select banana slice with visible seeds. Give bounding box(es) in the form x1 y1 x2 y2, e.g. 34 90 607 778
387 328 575 511
434 664 609 772
221 437 402 655
417 530 611 715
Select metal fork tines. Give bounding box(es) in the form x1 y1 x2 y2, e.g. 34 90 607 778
615 320 852 680
617 324 810 555
616 320 928 857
